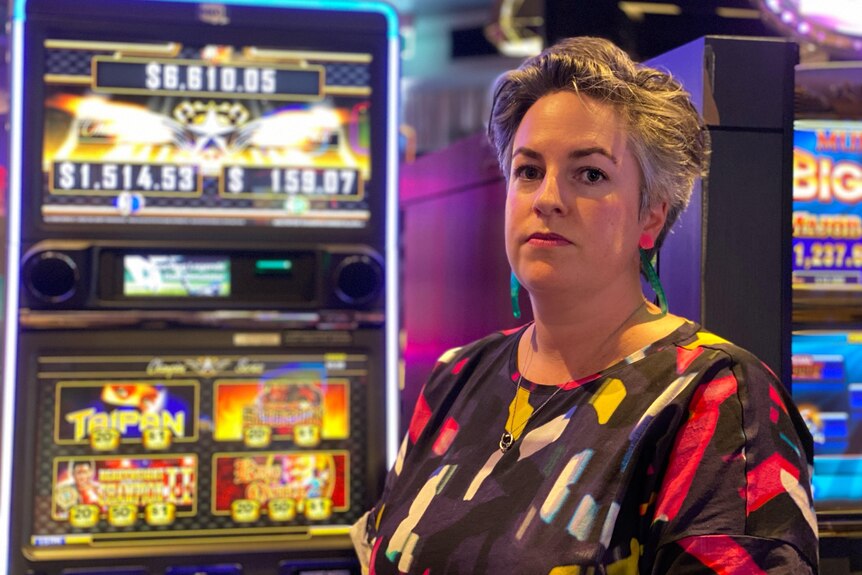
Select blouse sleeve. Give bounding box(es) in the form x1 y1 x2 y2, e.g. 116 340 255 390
648 354 819 574
350 343 471 572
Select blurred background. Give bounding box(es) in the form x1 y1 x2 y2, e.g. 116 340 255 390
393 0 856 156
3 1 862 573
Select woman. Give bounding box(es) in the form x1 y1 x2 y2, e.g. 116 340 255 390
353 37 818 573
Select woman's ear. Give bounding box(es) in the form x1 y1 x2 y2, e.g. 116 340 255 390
640 201 668 248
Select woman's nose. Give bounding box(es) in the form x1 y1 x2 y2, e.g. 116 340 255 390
532 174 566 216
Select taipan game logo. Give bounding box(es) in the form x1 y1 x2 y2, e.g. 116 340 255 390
55 382 199 450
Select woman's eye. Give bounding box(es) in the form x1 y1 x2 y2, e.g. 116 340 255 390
514 165 542 180
580 168 607 184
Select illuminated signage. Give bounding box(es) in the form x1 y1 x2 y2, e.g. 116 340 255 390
41 40 373 229
756 0 862 57
792 124 862 289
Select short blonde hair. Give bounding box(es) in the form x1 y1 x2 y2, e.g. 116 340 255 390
488 36 710 253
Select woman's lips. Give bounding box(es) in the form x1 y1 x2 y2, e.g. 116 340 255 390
526 232 572 246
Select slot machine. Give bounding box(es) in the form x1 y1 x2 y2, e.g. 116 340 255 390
791 64 862 536
0 1 400 574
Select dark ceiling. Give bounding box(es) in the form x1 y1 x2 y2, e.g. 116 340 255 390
545 0 781 60
447 0 788 62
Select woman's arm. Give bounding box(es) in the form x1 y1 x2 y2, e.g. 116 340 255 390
647 355 818 573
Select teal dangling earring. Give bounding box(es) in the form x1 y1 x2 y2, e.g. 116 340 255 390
510 270 522 319
640 250 667 315
639 246 668 317
639 233 667 316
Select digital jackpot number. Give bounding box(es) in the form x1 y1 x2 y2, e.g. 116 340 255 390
793 240 862 270
53 162 199 194
224 166 360 197
93 58 322 100
146 63 277 94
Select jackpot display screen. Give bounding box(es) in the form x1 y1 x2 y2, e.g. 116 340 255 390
792 122 862 291
793 331 862 510
28 351 368 550
41 39 372 229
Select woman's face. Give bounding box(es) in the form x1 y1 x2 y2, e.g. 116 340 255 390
505 91 666 301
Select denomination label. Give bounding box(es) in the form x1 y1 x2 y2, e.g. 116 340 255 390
304 497 332 521
69 504 100 528
267 498 297 522
142 428 173 450
293 424 321 448
108 504 138 528
145 502 176 526
242 425 272 449
230 499 261 523
89 428 121 451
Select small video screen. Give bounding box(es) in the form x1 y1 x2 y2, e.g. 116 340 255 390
793 330 862 509
123 254 230 297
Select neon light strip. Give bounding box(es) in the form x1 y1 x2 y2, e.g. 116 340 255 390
2 13 401 572
0 14 25 574
385 33 401 468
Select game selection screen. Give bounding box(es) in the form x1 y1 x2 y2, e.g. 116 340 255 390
29 351 368 548
793 332 862 507
41 39 373 229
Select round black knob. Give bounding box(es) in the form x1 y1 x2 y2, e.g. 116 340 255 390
26 251 79 303
334 255 383 305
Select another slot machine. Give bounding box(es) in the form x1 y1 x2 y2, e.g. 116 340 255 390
0 0 400 573
792 64 862 530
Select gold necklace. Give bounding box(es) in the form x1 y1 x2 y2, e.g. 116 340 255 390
499 378 563 452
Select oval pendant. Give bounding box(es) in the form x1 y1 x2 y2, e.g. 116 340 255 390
499 431 514 452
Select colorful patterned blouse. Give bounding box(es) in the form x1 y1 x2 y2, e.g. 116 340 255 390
352 322 819 574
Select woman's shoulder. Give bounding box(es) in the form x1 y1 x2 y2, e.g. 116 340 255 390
428 324 527 377
668 321 776 377
666 322 808 449
405 326 526 444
